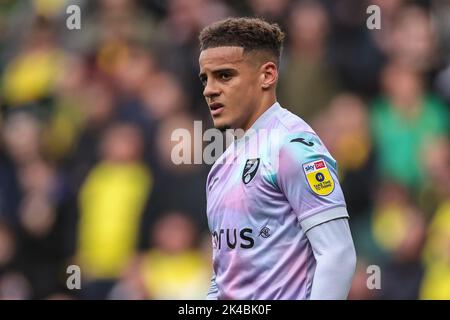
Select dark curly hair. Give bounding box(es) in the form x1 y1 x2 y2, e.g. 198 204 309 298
199 17 285 65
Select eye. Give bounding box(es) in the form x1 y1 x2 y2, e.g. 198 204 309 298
219 72 232 81
200 76 207 87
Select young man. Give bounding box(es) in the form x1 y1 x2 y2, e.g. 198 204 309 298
198 17 356 300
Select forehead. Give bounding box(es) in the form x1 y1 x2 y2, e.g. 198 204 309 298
199 46 247 71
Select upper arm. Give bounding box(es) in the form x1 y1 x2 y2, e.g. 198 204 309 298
275 131 348 230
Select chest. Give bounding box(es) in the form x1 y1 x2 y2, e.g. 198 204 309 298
207 154 286 225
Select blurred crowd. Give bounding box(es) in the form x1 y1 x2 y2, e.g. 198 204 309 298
0 0 449 300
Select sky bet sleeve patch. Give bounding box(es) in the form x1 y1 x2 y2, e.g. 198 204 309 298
302 159 335 196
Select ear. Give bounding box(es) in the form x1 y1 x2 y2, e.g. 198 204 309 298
260 61 278 90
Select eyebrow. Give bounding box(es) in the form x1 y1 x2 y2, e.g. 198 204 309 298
198 68 237 79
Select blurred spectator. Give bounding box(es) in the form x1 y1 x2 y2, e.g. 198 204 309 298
420 140 450 299
76 123 152 299
370 62 449 189
378 206 426 299
2 17 64 108
140 71 189 123
139 113 210 246
420 200 450 299
18 161 57 238
386 4 438 73
326 0 387 96
139 212 211 299
66 78 117 191
368 0 406 55
315 93 375 218
2 111 43 167
108 43 158 131
1 110 74 298
279 0 341 122
372 182 413 255
151 0 231 113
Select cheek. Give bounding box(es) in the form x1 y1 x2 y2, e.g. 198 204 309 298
225 76 258 113
240 83 258 106
229 86 251 111
233 79 257 99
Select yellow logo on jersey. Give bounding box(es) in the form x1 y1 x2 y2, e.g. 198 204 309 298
302 159 335 196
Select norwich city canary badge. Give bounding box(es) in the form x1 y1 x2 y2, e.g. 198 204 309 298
242 158 260 184
302 159 334 196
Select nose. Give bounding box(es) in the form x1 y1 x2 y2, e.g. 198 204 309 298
203 79 220 100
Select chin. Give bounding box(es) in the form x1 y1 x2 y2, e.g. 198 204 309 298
214 121 231 132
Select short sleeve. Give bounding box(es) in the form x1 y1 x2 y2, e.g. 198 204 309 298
276 131 349 231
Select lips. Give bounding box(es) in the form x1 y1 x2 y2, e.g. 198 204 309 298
209 103 224 116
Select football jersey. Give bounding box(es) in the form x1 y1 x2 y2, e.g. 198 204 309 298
206 102 349 299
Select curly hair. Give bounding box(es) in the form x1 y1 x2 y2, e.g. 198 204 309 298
199 17 285 65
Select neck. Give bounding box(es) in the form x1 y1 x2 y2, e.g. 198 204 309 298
242 92 277 132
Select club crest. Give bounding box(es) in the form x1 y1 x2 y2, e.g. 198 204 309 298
242 158 260 184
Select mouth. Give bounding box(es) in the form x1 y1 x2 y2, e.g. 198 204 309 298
209 102 224 117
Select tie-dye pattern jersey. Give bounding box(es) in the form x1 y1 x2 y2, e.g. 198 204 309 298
206 102 349 300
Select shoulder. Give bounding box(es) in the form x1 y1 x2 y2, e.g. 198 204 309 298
269 106 321 152
271 108 334 166
278 131 336 172
273 105 316 134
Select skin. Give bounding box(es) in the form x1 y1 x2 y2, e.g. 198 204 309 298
199 46 278 132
